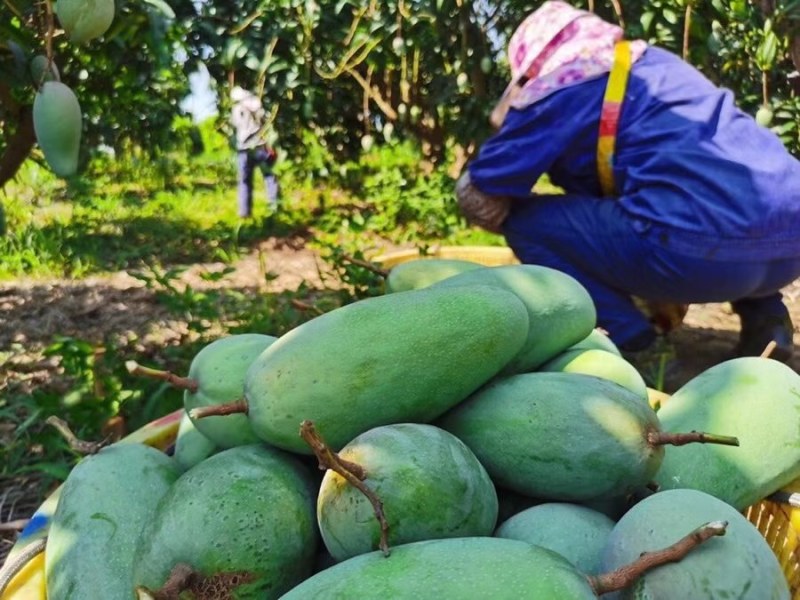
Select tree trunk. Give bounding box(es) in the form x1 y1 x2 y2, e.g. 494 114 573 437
0 107 36 188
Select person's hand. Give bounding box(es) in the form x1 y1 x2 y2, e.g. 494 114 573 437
456 172 511 233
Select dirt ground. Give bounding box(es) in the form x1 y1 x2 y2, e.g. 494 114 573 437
3 234 800 420
2 237 800 560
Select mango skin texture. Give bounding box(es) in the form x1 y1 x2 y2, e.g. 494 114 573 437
185 333 276 449
280 537 597 599
385 258 483 292
318 423 498 561
173 411 217 472
495 502 614 575
439 372 662 501
55 0 115 44
601 488 789 600
654 357 800 510
44 443 180 600
538 348 648 401
32 81 81 177
133 444 318 599
244 285 529 453
432 264 596 373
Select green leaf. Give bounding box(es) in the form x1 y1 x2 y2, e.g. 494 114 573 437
142 0 176 19
662 9 679 24
756 31 779 70
640 11 655 33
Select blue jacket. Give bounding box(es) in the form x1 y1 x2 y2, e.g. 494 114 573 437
468 47 800 260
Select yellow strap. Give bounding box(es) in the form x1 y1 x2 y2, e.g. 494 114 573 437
597 41 632 197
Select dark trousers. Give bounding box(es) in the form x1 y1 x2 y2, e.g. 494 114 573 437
502 193 800 347
237 147 278 217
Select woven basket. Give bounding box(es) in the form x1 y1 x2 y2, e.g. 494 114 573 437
373 244 800 597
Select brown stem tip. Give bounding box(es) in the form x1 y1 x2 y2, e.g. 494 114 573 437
588 520 728 594
125 360 198 393
299 420 391 556
648 430 740 448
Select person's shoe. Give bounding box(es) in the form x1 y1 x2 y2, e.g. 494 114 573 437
735 310 794 363
621 334 680 392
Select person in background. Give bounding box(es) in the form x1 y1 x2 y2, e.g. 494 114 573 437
230 86 279 218
457 0 800 386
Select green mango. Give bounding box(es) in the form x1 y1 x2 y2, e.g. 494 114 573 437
432 264 596 373
45 443 179 599
32 81 81 177
538 348 648 400
438 372 663 501
55 0 115 43
601 488 789 599
243 285 529 453
568 328 622 356
654 356 800 510
133 444 318 599
384 258 483 292
185 333 276 448
173 411 217 472
317 423 498 561
495 503 615 575
281 537 598 598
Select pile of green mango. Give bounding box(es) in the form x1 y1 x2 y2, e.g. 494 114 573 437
25 257 800 599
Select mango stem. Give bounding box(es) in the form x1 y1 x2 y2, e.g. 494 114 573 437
125 360 198 393
647 430 740 447
189 399 248 420
587 520 728 594
46 416 111 455
299 420 391 557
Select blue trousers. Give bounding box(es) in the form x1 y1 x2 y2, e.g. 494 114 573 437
502 194 800 347
237 147 278 217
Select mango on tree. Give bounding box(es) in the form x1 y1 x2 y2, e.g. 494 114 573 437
55 0 115 44
32 81 82 177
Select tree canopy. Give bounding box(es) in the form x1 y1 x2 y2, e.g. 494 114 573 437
1 0 799 188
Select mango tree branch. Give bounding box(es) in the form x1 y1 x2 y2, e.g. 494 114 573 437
588 520 728 594
344 66 398 120
0 98 36 188
299 420 390 556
